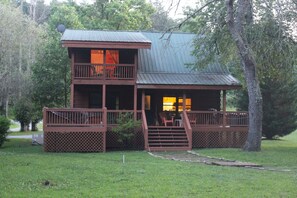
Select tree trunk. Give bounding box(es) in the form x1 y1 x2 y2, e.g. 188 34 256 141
225 0 262 151
31 121 38 131
20 122 25 132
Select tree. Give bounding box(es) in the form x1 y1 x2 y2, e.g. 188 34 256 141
0 2 41 117
13 98 32 131
0 116 10 147
77 0 155 30
182 0 297 151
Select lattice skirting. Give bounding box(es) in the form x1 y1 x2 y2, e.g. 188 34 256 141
106 128 144 150
192 130 248 148
44 131 105 152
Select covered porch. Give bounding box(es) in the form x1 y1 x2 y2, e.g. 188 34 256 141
43 106 248 152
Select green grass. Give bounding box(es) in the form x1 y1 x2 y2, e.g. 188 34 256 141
1 133 297 197
8 131 42 136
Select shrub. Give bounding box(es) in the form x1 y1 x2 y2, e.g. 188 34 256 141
112 113 141 148
0 116 10 147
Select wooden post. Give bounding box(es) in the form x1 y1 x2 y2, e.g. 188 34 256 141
102 84 106 108
70 52 74 108
142 90 145 111
134 85 137 120
223 90 227 127
183 92 186 112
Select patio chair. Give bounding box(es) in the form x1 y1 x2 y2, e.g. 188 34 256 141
159 112 174 126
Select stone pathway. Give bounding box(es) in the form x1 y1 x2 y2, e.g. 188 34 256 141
149 151 291 172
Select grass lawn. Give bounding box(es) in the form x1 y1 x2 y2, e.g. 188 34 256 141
1 133 297 197
8 131 42 136
9 122 19 129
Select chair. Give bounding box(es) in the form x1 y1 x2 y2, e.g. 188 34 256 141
188 114 197 125
159 112 174 126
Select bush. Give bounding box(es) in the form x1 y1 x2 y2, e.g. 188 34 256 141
112 113 141 148
0 116 10 147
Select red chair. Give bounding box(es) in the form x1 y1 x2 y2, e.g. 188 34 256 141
159 112 174 126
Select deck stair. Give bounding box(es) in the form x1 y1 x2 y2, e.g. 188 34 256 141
148 126 190 151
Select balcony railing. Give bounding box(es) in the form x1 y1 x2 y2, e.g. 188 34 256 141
74 63 135 80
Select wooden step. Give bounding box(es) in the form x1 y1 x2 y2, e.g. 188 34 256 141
149 147 190 151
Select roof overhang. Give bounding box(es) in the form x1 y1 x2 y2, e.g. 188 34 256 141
62 41 151 49
136 84 241 90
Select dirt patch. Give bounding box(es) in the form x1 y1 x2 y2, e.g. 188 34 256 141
149 151 290 171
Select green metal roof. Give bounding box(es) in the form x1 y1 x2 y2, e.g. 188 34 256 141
61 29 151 43
137 32 240 87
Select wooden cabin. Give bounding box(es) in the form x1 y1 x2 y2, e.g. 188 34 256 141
43 30 248 152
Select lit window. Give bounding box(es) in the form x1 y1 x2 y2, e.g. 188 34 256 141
163 97 191 111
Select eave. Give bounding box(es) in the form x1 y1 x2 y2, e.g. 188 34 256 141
61 41 151 49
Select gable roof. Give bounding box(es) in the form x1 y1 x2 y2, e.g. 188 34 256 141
61 29 151 49
137 32 240 89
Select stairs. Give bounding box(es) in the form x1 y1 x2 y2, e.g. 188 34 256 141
148 126 190 151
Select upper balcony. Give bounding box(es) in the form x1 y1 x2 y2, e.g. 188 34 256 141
74 63 135 81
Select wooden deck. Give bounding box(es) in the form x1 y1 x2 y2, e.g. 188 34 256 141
43 108 248 152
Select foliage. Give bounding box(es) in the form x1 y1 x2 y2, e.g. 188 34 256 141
183 0 297 142
77 0 155 30
0 2 42 116
112 113 141 148
1 134 297 196
13 98 32 131
0 116 10 147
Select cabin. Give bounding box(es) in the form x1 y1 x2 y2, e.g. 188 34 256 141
43 30 248 152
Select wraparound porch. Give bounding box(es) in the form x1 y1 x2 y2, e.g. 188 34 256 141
43 108 248 152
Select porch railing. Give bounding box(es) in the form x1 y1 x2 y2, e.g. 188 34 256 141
186 111 248 127
74 63 135 80
182 111 192 149
43 107 107 131
142 110 149 150
106 110 142 125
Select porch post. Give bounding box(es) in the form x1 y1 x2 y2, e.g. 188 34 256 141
183 92 186 112
142 90 145 111
70 52 74 108
102 84 106 108
223 90 227 127
134 85 137 120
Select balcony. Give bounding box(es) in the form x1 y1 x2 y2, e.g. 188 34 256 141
74 63 135 80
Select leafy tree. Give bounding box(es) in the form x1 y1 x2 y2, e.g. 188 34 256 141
13 98 32 131
182 0 297 150
77 0 155 30
0 116 10 147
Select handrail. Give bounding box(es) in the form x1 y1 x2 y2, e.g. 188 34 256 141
141 110 149 150
182 111 192 149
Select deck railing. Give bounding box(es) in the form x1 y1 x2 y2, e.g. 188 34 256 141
44 108 106 127
182 111 192 149
74 63 135 80
187 111 248 127
106 110 142 125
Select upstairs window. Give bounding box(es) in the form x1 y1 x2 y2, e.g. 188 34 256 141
91 50 119 64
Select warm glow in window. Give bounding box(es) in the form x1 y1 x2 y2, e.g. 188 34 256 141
106 50 119 64
163 97 191 111
163 97 176 111
91 50 104 64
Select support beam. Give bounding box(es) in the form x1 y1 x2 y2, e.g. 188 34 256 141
102 84 106 108
70 52 74 108
142 90 145 111
223 90 227 127
134 85 137 120
183 92 186 112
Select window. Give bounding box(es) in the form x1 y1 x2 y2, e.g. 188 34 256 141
145 95 151 110
162 97 191 111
